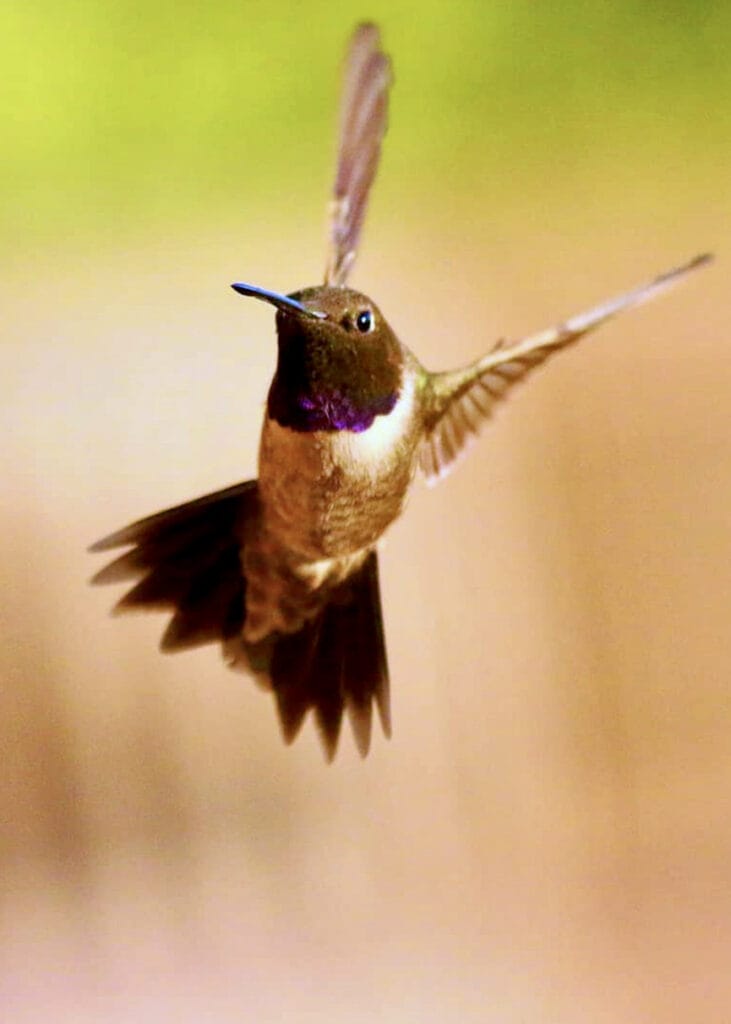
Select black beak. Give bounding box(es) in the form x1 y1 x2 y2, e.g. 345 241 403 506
230 282 326 319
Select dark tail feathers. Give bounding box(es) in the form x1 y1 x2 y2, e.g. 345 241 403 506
90 482 390 759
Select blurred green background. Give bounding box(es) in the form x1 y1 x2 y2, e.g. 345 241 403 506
3 0 729 247
3 3 729 1023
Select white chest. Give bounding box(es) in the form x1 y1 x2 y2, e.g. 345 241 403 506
326 370 419 477
257 372 420 558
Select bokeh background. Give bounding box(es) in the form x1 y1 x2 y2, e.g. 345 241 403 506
3 2 730 1021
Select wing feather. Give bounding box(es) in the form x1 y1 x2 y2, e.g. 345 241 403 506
325 23 392 286
419 253 713 482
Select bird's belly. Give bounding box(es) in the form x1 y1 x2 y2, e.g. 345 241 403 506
258 401 418 559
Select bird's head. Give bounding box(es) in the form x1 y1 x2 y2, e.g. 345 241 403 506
231 282 403 432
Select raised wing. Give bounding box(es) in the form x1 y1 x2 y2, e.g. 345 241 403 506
419 253 713 482
324 23 392 287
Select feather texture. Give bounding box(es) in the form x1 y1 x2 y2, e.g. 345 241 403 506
325 23 392 287
419 253 712 482
91 483 390 760
268 551 390 759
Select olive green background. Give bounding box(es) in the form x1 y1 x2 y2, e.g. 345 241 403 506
3 4 729 1022
3 1 728 246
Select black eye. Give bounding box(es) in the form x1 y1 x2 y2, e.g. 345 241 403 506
355 309 373 333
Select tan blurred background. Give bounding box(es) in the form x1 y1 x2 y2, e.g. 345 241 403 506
2 2 730 1021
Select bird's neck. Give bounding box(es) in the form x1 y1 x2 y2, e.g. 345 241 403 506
267 331 404 434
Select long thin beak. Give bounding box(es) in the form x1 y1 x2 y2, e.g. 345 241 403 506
230 282 326 319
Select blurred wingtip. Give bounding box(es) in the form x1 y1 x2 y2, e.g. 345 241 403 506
652 250 715 295
674 251 714 278
690 251 714 269
353 20 380 39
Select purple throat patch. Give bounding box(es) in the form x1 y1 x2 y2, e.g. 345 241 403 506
296 389 398 432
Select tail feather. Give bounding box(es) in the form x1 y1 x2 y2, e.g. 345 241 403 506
345 553 390 750
311 610 347 758
160 551 245 651
272 625 322 745
267 551 388 759
92 483 254 647
91 482 391 759
89 482 252 552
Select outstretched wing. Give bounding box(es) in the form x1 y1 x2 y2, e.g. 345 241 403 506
324 23 392 287
419 253 713 482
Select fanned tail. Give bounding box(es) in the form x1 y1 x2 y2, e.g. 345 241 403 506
90 481 255 649
90 484 390 759
267 551 390 760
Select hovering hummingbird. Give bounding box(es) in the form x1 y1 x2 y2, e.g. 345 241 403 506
91 23 711 759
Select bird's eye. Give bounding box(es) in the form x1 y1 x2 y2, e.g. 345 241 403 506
355 309 373 333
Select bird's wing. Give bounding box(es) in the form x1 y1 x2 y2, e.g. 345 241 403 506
324 23 392 287
419 253 713 482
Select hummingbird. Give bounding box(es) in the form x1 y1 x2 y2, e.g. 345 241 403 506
91 23 711 760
